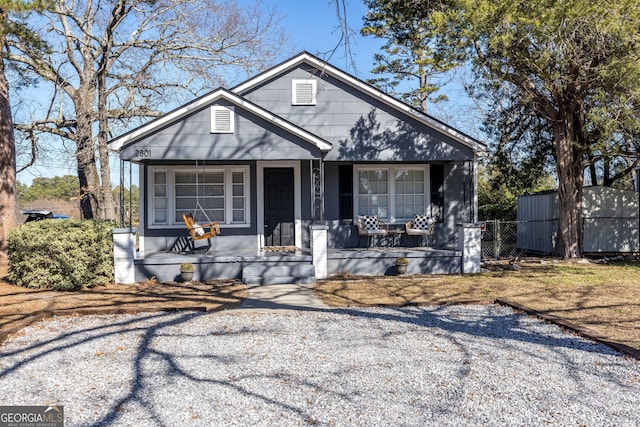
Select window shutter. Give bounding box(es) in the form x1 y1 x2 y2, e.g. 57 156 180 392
292 79 317 105
210 106 234 133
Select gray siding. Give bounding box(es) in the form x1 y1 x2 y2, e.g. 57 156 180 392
240 65 475 162
120 101 322 161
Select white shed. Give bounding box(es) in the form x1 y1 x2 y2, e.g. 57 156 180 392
517 187 639 254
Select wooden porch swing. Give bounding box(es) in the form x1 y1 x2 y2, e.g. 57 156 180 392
182 160 220 243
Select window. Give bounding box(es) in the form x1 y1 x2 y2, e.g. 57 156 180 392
149 166 249 227
210 106 234 133
175 171 225 222
292 79 317 105
153 171 168 224
358 169 389 219
395 169 425 220
354 165 430 222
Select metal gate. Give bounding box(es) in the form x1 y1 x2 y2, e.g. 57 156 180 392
481 220 527 260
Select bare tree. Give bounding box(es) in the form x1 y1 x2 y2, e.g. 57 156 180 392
8 0 287 219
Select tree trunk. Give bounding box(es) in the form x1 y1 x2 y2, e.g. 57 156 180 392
0 12 17 262
97 63 114 220
553 121 584 258
97 137 114 220
76 111 100 219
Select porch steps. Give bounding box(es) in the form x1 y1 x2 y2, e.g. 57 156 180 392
242 263 316 285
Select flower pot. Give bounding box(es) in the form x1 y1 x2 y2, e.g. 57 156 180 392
395 264 408 275
180 270 194 282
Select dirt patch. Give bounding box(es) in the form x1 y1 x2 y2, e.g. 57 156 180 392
315 259 640 352
0 264 247 344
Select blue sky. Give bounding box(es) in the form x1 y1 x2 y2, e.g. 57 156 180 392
16 0 479 187
274 0 385 78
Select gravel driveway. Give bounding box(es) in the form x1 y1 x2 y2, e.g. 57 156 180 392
1 305 639 426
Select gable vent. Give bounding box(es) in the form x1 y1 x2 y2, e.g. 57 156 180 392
210 106 234 133
292 79 317 105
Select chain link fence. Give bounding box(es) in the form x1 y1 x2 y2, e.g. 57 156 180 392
481 220 528 260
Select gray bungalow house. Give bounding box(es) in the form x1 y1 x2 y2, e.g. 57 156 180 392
108 52 484 284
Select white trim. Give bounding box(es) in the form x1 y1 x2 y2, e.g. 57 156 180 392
473 154 478 223
210 106 234 133
257 161 302 250
138 168 146 255
109 88 332 152
150 168 169 225
292 79 317 105
147 165 250 228
353 164 431 223
233 52 484 152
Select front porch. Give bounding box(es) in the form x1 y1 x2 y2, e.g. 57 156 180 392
129 246 463 284
113 224 481 284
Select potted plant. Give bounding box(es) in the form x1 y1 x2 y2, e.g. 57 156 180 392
180 262 195 282
395 257 409 275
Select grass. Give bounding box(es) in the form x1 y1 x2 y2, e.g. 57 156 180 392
315 260 640 352
0 263 247 343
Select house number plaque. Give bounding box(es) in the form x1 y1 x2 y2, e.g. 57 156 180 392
134 149 151 158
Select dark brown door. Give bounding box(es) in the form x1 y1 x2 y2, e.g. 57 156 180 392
264 168 294 247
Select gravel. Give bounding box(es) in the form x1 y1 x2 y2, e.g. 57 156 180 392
1 305 639 426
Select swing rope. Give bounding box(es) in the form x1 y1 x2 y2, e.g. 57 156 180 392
182 159 220 242
194 159 217 224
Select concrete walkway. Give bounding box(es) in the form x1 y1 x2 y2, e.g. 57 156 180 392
235 283 329 311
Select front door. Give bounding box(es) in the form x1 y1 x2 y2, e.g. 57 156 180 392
264 168 295 247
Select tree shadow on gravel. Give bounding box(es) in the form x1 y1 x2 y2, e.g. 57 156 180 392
0 302 637 426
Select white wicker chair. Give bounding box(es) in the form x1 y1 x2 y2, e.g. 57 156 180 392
405 216 436 247
356 215 388 247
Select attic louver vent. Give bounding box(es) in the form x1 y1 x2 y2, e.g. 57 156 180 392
292 79 317 105
210 106 234 133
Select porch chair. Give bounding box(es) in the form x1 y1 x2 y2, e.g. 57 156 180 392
182 213 220 243
405 214 436 247
356 215 388 247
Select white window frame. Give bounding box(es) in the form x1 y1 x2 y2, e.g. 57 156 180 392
353 164 431 224
148 165 250 228
291 79 317 105
210 106 235 133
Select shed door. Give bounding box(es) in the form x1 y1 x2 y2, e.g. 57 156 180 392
264 168 295 247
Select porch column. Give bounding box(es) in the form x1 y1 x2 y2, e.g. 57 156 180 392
112 228 137 284
458 223 482 274
311 225 328 279
311 159 324 222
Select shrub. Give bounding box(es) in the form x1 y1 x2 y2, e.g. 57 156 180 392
180 262 194 272
395 257 409 265
8 220 115 290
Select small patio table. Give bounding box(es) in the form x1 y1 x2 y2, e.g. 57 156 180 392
383 229 405 247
